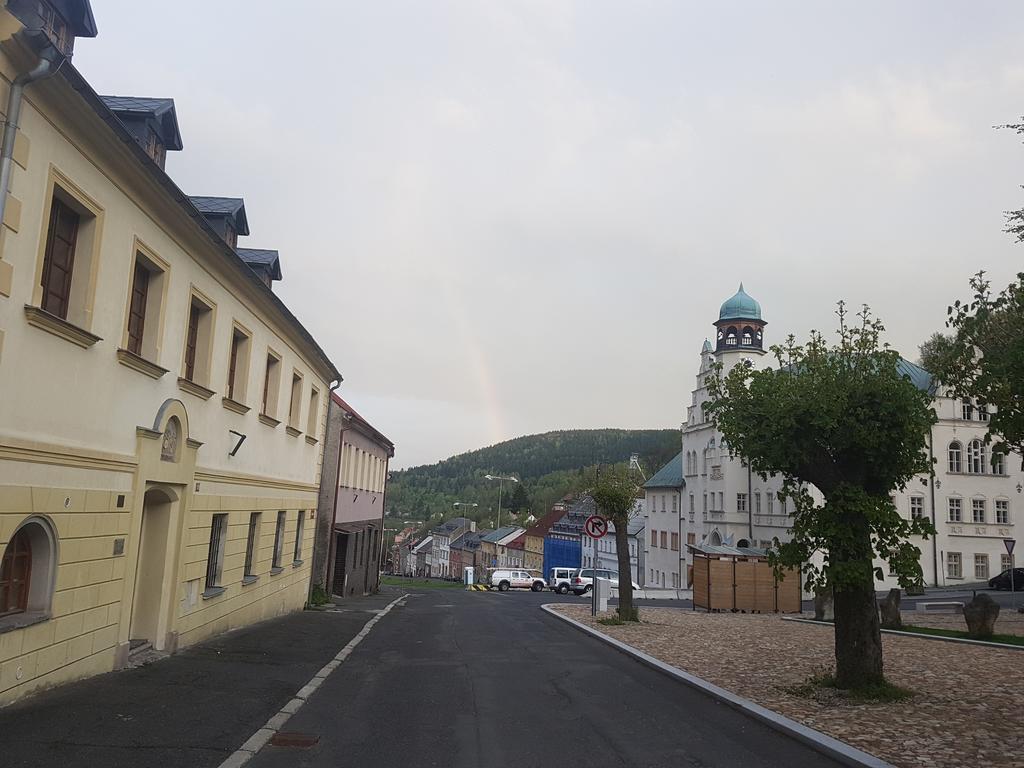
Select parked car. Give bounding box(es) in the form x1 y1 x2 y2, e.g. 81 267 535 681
989 568 1024 590
490 569 546 592
571 568 640 596
548 567 576 594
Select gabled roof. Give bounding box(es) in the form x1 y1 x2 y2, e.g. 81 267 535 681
480 526 520 544
525 505 572 538
451 531 480 550
236 248 282 281
897 357 935 394
62 0 98 36
99 95 183 150
189 196 250 235
644 451 684 489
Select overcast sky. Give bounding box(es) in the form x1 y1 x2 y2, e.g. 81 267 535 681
76 2 1024 469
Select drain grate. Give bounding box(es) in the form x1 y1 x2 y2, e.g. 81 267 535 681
270 732 320 748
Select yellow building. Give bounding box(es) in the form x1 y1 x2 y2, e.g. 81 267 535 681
0 2 340 704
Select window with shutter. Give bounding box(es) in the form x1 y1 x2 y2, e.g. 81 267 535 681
40 198 80 319
127 261 150 355
184 303 201 381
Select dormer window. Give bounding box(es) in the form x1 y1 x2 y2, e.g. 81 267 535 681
145 127 165 168
37 1 73 56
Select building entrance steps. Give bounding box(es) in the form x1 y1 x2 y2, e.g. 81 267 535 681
0 591 402 768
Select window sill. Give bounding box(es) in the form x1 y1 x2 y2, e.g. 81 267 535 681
117 348 168 379
292 559 303 568
270 566 283 576
201 586 226 600
241 574 259 586
304 435 318 446
285 425 302 438
222 397 250 415
24 305 101 349
0 610 50 636
178 377 215 400
259 413 281 428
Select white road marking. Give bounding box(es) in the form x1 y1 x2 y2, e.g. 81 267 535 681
216 594 406 768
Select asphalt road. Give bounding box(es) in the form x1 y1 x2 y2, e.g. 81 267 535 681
249 588 841 768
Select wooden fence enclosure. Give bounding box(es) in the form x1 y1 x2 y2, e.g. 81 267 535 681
691 548 801 613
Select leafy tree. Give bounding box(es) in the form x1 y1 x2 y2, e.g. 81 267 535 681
705 304 936 689
588 466 641 621
996 119 1024 242
933 272 1024 466
917 331 954 374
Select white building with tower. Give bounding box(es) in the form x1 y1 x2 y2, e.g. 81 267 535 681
648 285 1023 590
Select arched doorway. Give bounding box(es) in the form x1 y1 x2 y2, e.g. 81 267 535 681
708 529 722 546
130 486 176 650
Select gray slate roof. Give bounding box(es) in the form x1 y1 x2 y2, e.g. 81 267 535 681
236 248 282 281
480 526 520 543
644 451 684 489
190 196 244 215
189 196 250 236
100 95 174 115
100 95 183 150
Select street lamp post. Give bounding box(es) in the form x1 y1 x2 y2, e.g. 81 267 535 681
485 474 518 532
453 502 478 583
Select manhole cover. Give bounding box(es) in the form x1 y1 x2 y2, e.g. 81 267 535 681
270 732 320 748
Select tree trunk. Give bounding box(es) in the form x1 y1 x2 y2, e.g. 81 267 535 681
831 511 884 688
613 521 635 621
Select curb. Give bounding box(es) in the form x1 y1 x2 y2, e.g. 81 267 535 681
782 616 1024 651
465 584 491 591
540 604 892 768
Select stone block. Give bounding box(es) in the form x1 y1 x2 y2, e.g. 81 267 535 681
0 628 24 663
964 593 1000 639
813 589 834 621
0 651 37 694
0 486 31 513
66 632 94 664
91 624 118 654
879 588 902 630
53 612 85 643
35 640 68 675
20 619 55 654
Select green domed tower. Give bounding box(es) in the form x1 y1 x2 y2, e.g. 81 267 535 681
714 283 766 354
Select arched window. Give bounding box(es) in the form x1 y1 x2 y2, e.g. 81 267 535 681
1 528 32 616
725 327 738 346
0 517 57 624
702 450 708 474
741 326 753 346
948 441 962 473
992 452 1005 476
967 440 985 474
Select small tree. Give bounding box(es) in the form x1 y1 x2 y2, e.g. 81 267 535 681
706 304 936 689
589 466 640 621
507 483 530 514
935 272 1024 466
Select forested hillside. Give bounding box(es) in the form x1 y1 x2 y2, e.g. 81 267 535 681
385 429 680 531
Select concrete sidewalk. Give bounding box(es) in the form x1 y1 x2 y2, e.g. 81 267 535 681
0 591 400 768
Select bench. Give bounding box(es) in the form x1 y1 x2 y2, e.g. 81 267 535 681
916 601 964 614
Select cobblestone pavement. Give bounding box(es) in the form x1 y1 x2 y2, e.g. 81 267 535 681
554 605 1024 768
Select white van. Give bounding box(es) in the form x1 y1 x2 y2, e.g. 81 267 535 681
490 569 546 592
548 567 576 594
